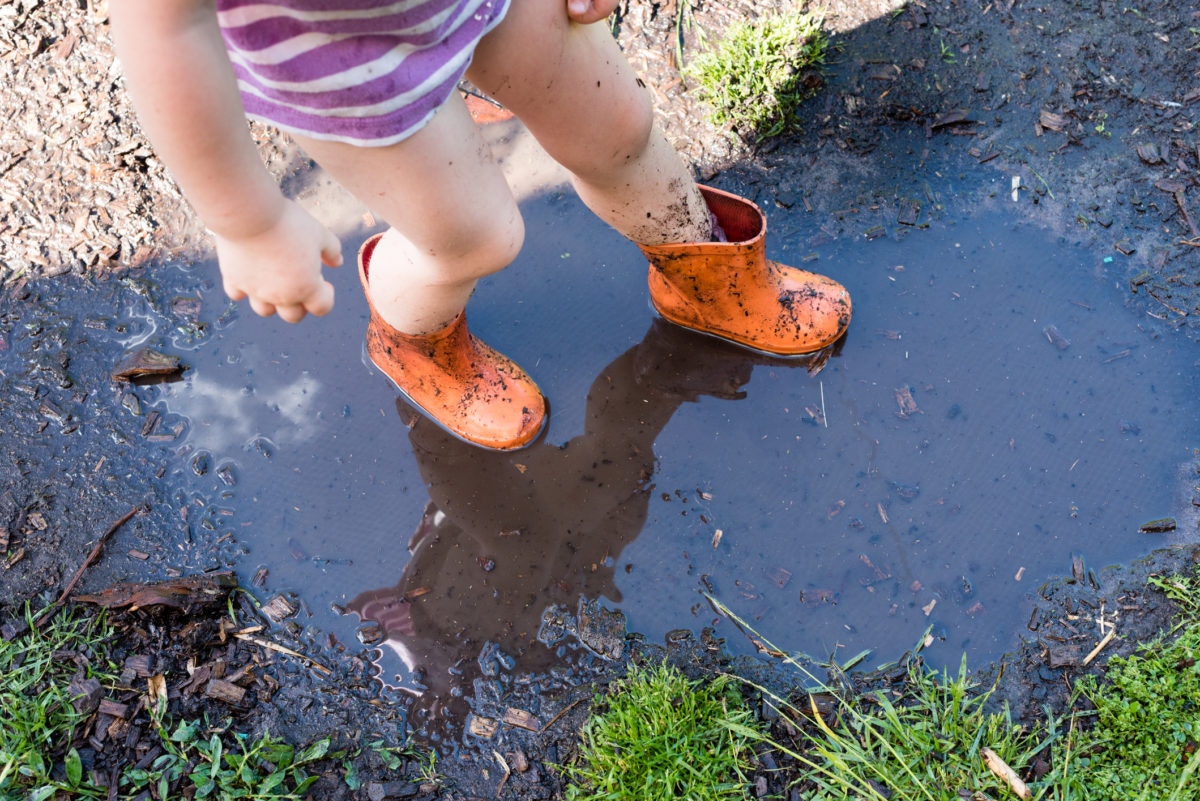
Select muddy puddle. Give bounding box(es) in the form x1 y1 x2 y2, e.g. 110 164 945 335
25 150 1194 739
114 175 1196 707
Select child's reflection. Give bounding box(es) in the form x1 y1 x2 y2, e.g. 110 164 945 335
348 319 832 725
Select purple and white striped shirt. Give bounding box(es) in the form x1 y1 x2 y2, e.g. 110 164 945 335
216 0 510 145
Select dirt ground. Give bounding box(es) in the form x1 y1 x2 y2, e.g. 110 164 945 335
2 0 1200 797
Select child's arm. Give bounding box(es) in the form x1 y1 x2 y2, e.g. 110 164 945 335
109 0 342 322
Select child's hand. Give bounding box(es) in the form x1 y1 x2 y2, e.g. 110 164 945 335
214 200 344 323
566 0 618 24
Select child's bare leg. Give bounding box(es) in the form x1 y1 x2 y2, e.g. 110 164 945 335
469 1 852 355
293 95 523 335
466 0 711 247
293 95 545 450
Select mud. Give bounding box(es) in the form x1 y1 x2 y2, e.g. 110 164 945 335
2 0 1200 798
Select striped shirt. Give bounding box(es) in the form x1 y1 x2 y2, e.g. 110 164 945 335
216 0 510 146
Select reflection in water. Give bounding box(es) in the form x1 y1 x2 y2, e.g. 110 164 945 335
347 320 834 732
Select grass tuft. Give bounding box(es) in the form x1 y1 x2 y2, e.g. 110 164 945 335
767 658 1049 800
563 661 760 801
0 605 118 799
1050 563 1200 800
684 7 828 139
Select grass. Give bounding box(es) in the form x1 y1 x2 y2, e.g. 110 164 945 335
121 718 330 800
683 7 828 139
709 600 1053 801
562 661 759 801
569 570 1200 801
1049 564 1200 801
761 658 1051 800
0 602 421 801
0 605 118 799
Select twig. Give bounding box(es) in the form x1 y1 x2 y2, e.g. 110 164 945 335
493 751 511 799
981 747 1032 799
1083 628 1117 666
1172 187 1200 239
819 380 828 428
539 698 584 733
1147 288 1189 317
32 505 144 629
233 632 332 674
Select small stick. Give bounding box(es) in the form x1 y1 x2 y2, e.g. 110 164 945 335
1083 628 1117 666
233 632 331 674
819 381 828 428
981 747 1031 799
493 751 511 799
539 698 584 733
33 505 144 629
1172 188 1200 239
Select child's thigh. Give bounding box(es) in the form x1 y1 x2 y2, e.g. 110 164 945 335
467 0 652 168
294 94 520 255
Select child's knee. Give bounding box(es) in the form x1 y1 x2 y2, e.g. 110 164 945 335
447 202 525 280
574 87 656 178
610 91 656 165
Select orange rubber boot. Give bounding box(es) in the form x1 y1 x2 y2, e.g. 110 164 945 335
358 234 547 451
638 185 851 356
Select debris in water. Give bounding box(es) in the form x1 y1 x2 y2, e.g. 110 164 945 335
767 567 792 589
1139 517 1176 533
261 594 297 622
110 347 184 382
895 385 921 419
1043 324 1071 351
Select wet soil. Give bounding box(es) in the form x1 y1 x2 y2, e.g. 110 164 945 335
3 0 1200 798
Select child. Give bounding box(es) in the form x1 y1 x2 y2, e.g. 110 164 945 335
108 0 851 451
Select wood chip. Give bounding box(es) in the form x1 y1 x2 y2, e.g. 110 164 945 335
261 594 297 623
895 386 921 418
204 678 246 705
503 708 541 732
70 676 103 714
1038 109 1068 132
99 698 130 718
467 714 499 738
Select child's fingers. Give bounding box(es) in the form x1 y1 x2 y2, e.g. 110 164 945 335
224 281 247 302
305 281 336 317
276 304 308 324
249 298 277 318
321 229 344 267
567 0 616 23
